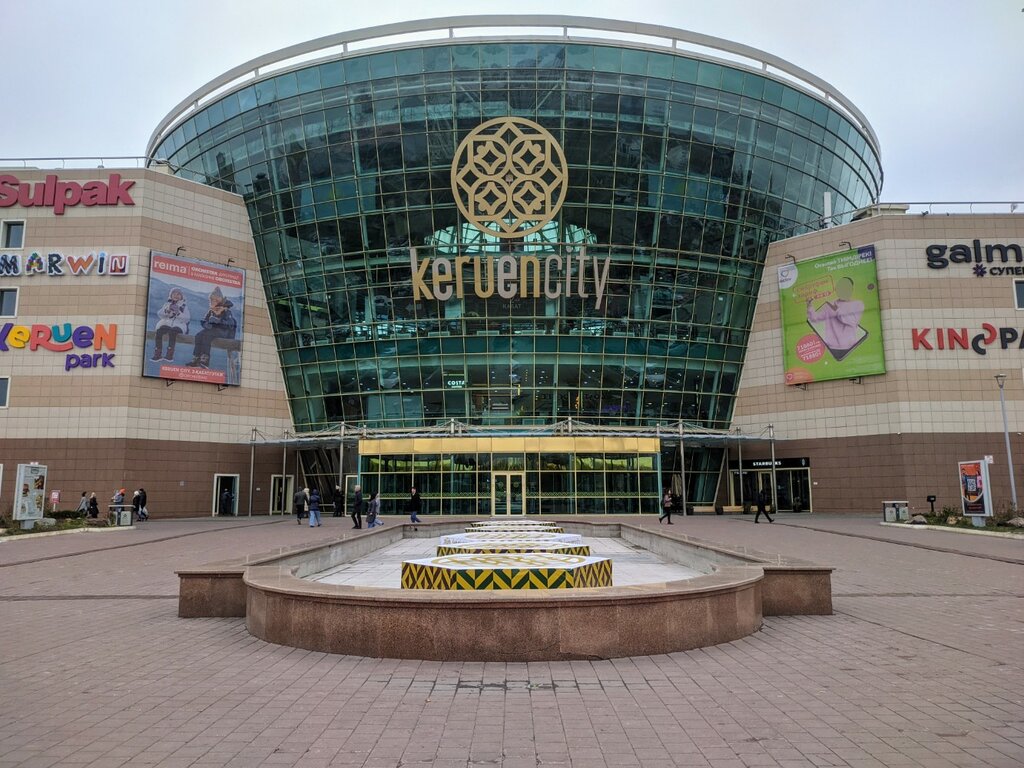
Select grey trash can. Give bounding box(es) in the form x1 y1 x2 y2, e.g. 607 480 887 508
882 501 909 522
111 506 132 526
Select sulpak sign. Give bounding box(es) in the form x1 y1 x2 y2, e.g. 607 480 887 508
0 174 135 215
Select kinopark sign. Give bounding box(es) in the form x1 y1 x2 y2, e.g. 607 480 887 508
912 323 1024 354
0 174 135 215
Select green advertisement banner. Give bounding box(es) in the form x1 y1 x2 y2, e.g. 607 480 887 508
777 245 885 385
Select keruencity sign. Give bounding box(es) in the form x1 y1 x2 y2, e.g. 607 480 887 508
925 240 1024 277
410 247 611 308
435 118 608 307
0 174 135 215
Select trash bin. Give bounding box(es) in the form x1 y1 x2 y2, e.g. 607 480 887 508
882 500 909 522
110 506 132 526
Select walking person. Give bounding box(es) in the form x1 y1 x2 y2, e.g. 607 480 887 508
219 487 234 517
406 486 422 524
137 487 149 521
350 485 363 529
75 492 89 517
293 486 308 524
308 488 322 527
755 486 774 524
332 484 344 517
110 489 123 528
366 491 383 528
87 492 100 519
659 489 674 524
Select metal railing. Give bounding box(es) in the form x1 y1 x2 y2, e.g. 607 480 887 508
0 156 149 170
775 201 1023 238
146 15 881 160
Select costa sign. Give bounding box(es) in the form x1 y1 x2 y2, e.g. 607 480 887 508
0 174 135 215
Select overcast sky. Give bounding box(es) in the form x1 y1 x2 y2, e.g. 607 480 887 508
3 0 1021 205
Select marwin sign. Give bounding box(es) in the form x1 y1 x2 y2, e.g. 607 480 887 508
410 247 611 309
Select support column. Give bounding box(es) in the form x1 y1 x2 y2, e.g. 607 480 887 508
281 429 288 515
678 421 687 516
247 426 256 517
737 429 744 509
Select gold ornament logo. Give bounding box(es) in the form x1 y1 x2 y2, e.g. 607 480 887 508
451 117 568 238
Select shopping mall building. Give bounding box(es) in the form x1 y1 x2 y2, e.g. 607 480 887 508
1 17 1019 518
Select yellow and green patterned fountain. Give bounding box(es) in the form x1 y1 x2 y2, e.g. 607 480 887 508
401 518 612 590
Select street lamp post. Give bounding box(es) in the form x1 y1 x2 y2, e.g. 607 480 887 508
995 374 1018 510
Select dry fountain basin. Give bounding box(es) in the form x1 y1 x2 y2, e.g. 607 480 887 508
177 519 832 661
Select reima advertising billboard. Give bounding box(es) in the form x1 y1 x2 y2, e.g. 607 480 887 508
143 251 245 386
777 245 886 385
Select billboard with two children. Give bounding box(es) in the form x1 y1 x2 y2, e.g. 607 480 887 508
143 251 245 386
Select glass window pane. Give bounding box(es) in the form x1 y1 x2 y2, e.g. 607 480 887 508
3 221 24 248
0 289 16 316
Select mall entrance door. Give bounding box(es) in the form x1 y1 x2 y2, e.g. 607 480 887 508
731 463 812 513
492 472 525 515
270 474 294 515
212 474 239 516
764 469 812 513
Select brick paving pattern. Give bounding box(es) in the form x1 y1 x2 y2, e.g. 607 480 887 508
1 514 1021 767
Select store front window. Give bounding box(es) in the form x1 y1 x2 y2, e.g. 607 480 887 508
729 458 812 512
354 437 661 515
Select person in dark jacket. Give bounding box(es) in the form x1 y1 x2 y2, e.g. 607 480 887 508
755 487 774 524
219 488 234 516
87 493 100 519
308 488 322 527
406 487 422 523
187 287 237 368
659 489 673 524
350 485 363 529
137 488 149 521
332 484 344 517
293 487 308 524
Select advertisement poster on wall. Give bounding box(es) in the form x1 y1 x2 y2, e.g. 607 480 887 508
143 251 245 386
13 463 47 521
957 460 993 517
777 245 885 385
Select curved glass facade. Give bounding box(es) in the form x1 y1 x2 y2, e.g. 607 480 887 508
151 31 881 509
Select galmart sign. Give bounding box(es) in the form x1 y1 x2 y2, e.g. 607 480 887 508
925 240 1024 277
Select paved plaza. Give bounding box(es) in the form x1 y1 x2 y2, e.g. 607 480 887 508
1 514 1021 768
